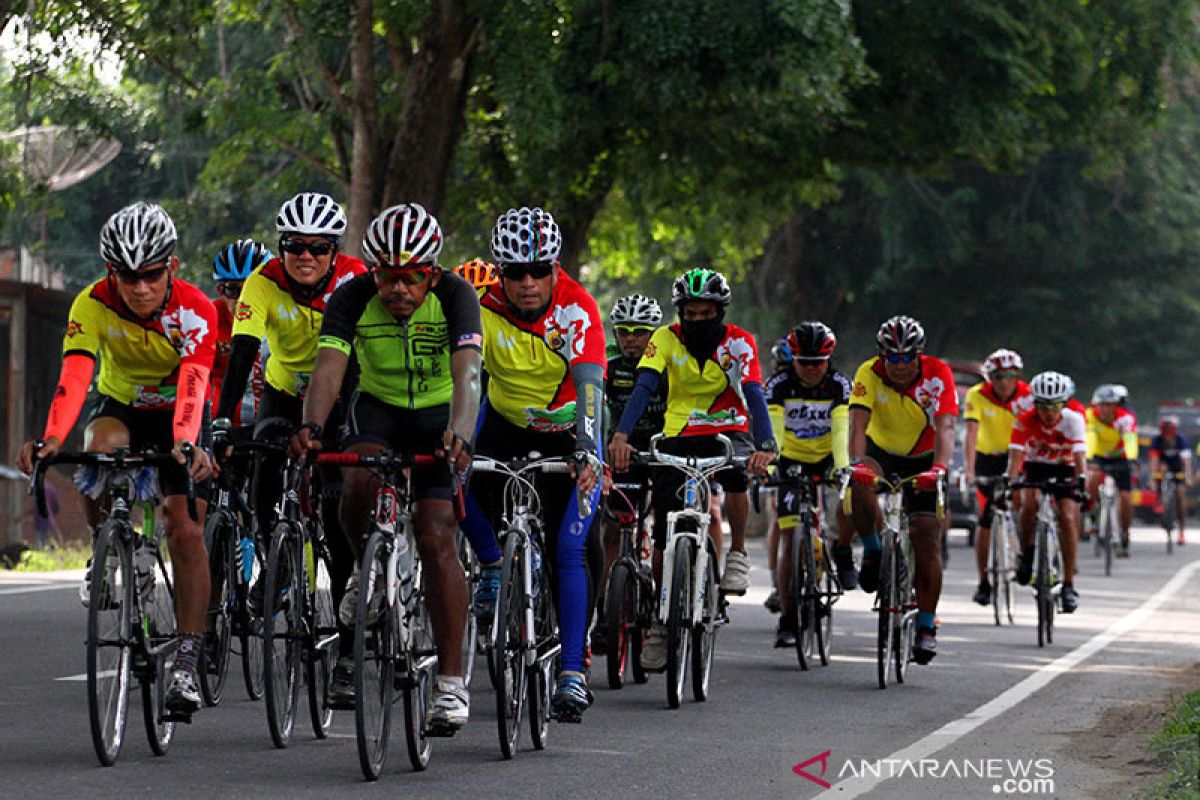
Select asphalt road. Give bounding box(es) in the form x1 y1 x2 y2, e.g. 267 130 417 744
1 525 1197 800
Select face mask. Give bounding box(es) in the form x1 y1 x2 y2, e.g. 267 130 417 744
680 315 727 363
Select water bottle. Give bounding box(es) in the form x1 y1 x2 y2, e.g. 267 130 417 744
239 536 255 584
135 541 157 603
530 541 543 599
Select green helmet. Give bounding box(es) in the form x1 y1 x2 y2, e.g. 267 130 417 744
671 267 731 307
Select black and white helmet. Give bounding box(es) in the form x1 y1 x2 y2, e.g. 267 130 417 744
610 294 663 327
276 192 347 238
99 202 178 271
1091 384 1121 404
876 315 926 354
671 267 732 307
362 203 443 268
490 207 562 264
1031 371 1073 404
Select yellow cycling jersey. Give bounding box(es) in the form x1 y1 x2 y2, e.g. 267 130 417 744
963 381 1033 455
1085 405 1138 460
850 356 959 457
765 368 851 465
62 277 218 408
232 254 366 396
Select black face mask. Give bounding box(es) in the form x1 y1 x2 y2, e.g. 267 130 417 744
680 314 727 365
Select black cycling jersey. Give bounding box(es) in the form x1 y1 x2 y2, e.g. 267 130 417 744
1151 433 1191 473
607 354 666 447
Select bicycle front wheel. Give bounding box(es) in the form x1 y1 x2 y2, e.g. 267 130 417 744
793 526 816 671
665 537 693 709
876 540 895 690
356 532 396 781
404 567 436 771
691 541 719 702
142 530 176 756
494 533 527 759
87 524 134 766
528 548 557 750
814 540 834 666
307 545 336 739
457 536 479 688
262 524 303 748
605 562 636 690
201 512 236 707
238 535 265 701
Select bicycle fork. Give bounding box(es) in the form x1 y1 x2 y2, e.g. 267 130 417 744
658 509 712 628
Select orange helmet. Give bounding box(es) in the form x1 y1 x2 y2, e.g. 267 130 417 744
453 258 499 288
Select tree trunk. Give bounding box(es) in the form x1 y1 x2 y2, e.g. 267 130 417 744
380 1 480 217
345 0 378 257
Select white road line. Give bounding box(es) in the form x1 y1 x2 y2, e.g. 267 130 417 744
0 583 76 596
816 557 1200 799
56 671 116 681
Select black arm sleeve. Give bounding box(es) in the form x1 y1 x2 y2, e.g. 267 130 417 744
615 368 663 437
215 334 261 420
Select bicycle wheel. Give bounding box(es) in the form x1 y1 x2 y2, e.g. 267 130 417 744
200 512 236 707
262 524 303 748
238 534 265 701
1164 484 1176 554
814 543 834 666
605 563 636 689
665 537 693 709
494 533 527 759
528 551 557 750
631 564 653 685
355 532 395 781
307 547 335 739
403 576 435 771
691 542 719 702
458 538 479 688
1035 528 1050 648
793 526 816 671
990 521 1004 627
142 531 176 755
1101 502 1115 577
87 524 134 766
876 539 895 690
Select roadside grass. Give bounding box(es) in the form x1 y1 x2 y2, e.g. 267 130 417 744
13 542 91 572
1139 689 1200 799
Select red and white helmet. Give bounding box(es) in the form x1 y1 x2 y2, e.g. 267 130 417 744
983 348 1023 380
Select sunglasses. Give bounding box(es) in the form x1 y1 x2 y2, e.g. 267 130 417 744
883 352 919 365
217 282 243 298
500 261 554 281
111 265 169 285
280 239 335 257
992 370 1020 380
614 325 654 336
1035 401 1064 412
795 357 829 367
377 266 434 286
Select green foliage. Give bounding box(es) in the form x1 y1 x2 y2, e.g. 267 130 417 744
1139 688 1200 799
14 541 91 572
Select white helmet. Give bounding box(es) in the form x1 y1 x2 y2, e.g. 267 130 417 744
1091 384 1121 404
362 203 443 268
610 294 663 327
490 207 562 264
276 192 347 238
983 348 1023 379
99 202 177 271
1113 383 1130 404
1030 371 1073 404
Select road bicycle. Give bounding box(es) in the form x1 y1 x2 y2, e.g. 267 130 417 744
31 446 196 766
316 450 442 780
259 422 338 749
603 476 653 690
1009 477 1072 648
1158 471 1183 554
645 433 742 709
1095 473 1118 576
471 455 569 758
977 476 1017 626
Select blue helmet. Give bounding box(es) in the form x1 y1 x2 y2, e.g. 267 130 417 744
213 239 273 281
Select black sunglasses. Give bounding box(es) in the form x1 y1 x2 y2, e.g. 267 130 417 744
111 265 169 285
883 352 919 365
280 239 335 257
500 261 554 281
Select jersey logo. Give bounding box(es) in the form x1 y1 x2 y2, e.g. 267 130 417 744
161 306 211 357
66 320 84 339
852 382 867 398
1012 394 1034 414
543 302 591 360
235 302 253 321
457 332 483 348
644 341 657 357
914 376 946 424
718 336 755 383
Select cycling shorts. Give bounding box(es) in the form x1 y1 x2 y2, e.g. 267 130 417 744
864 438 935 517
1022 462 1078 500
775 455 833 529
1090 456 1132 493
974 452 1008 528
342 390 455 501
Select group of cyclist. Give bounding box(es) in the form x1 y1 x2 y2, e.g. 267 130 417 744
17 190 1184 751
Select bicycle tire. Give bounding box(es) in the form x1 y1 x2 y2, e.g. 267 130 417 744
494 533 527 759
200 512 236 707
1164 482 1176 553
1101 500 1115 577
238 533 265 701
796 525 818 671
87 524 134 766
815 541 834 666
1036 524 1050 648
876 538 895 690
894 543 911 685
631 565 652 685
605 563 635 690
307 547 335 739
142 530 176 756
691 542 719 702
528 549 557 750
262 524 302 748
458 538 478 688
990 520 1004 627
665 537 693 709
403 566 435 771
354 531 395 780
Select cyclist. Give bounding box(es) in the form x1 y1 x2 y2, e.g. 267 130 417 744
847 315 957 665
294 203 482 733
609 268 776 669
964 348 1032 606
1149 416 1191 546
214 191 367 705
1085 383 1138 557
459 206 605 722
1007 371 1085 613
763 336 795 615
211 239 272 426
18 202 217 717
453 258 500 293
766 321 855 648
594 293 666 655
